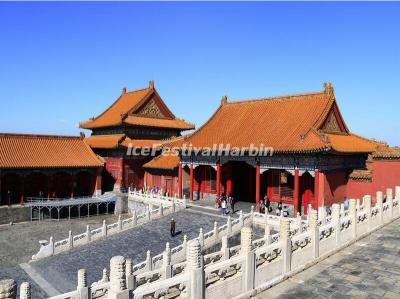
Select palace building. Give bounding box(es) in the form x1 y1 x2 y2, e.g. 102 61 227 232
80 80 194 192
145 83 379 214
2 80 400 217
0 134 103 205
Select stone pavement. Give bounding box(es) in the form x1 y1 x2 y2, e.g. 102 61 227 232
0 213 130 298
29 209 232 293
255 217 400 299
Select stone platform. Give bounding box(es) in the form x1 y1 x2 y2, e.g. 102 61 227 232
255 217 400 299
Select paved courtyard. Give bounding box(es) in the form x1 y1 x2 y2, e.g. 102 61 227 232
0 213 130 298
255 217 400 299
27 208 235 294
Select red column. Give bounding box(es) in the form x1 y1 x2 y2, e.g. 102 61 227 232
226 162 232 196
178 162 183 198
95 168 102 196
255 163 260 209
120 158 125 190
314 169 319 209
190 163 194 201
294 168 299 215
216 160 221 198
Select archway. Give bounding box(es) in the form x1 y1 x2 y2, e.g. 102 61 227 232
231 161 255 202
75 170 94 197
52 172 72 198
300 171 315 214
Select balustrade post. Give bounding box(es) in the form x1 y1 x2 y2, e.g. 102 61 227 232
239 210 244 227
145 250 152 271
125 258 134 290
86 225 91 243
264 220 271 246
307 204 312 220
49 236 54 255
132 210 137 226
377 191 383 224
77 269 89 299
250 205 254 223
68 230 73 249
221 236 230 260
240 226 255 292
296 212 302 235
186 240 204 299
386 188 393 220
109 256 128 299
182 195 187 209
310 210 319 259
162 243 172 279
20 282 31 299
198 228 204 248
213 221 218 243
332 204 341 246
146 206 151 221
102 220 107 237
364 195 372 232
356 199 360 212
118 215 122 231
227 216 232 236
349 199 357 238
280 218 292 274
0 279 16 299
101 268 109 283
183 235 188 257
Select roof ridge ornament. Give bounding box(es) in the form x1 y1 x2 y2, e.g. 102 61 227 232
323 82 335 101
221 95 228 105
149 80 155 90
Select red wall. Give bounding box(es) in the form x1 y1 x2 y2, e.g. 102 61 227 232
103 157 123 189
347 160 400 200
145 170 179 196
320 171 348 206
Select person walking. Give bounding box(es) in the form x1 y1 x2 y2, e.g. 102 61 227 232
170 218 176 237
221 198 227 216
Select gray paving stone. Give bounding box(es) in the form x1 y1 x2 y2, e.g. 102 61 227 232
257 218 400 298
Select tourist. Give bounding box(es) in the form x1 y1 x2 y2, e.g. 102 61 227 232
229 193 235 213
39 190 44 198
215 196 220 208
276 200 283 216
221 198 227 215
265 195 272 213
170 218 176 237
282 205 289 217
259 197 265 213
344 197 349 210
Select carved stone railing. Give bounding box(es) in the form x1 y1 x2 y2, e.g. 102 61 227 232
32 198 183 261
11 186 400 299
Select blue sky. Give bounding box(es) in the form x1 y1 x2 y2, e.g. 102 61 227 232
0 2 399 145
